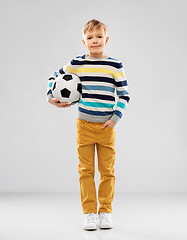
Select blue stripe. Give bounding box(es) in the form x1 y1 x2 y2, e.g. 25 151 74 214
80 99 115 108
114 110 122 118
82 93 115 101
82 85 115 93
80 76 115 85
53 72 58 77
79 107 114 116
71 58 123 69
117 90 129 95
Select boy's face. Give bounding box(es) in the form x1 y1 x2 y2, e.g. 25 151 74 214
82 27 109 58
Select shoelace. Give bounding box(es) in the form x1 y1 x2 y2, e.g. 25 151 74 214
87 213 96 223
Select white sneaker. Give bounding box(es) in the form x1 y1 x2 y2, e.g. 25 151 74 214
83 213 98 230
99 212 113 229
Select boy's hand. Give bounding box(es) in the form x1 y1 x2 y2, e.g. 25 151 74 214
49 98 71 108
101 120 116 129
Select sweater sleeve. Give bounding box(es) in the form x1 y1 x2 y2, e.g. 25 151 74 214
46 60 74 102
110 61 130 123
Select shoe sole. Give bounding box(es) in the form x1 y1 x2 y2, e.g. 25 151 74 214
99 226 112 229
83 223 98 231
99 223 113 229
83 226 97 231
84 228 97 231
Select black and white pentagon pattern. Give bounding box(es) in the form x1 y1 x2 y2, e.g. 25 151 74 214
63 74 73 81
60 88 71 98
77 83 82 94
52 74 82 104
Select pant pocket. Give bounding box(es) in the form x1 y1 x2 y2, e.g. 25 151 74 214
77 118 88 128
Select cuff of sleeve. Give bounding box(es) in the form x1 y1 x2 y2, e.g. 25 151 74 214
47 95 53 102
110 114 120 124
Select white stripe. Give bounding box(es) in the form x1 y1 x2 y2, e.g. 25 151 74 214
72 70 126 82
81 98 115 104
115 105 124 111
68 62 124 73
117 98 128 105
82 89 115 96
76 72 113 78
74 55 121 64
116 86 129 91
79 103 114 112
82 81 115 87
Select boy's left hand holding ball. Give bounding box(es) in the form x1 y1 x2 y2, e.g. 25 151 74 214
49 98 71 108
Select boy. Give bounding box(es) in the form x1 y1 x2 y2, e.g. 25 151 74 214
47 19 130 230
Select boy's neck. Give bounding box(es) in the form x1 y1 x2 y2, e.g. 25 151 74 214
88 52 107 58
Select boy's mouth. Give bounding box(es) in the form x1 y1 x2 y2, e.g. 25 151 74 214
92 45 100 48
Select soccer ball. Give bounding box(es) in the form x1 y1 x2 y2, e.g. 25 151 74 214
51 74 82 105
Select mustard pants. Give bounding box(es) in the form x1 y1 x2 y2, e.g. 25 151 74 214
76 118 116 214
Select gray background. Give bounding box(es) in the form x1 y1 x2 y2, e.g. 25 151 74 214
0 0 186 192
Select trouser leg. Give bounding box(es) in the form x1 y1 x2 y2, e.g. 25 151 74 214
96 127 116 214
76 119 97 214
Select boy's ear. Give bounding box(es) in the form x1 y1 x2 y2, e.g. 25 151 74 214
105 36 109 45
82 39 86 47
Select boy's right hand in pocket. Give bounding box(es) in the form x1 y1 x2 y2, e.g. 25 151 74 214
49 98 71 108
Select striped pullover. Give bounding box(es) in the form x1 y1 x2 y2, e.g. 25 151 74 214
47 54 130 124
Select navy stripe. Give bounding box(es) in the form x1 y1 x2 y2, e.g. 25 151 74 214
59 68 66 74
75 55 83 59
115 80 128 87
108 57 118 61
119 96 130 103
47 90 52 95
82 93 115 101
80 76 115 85
79 107 114 116
71 59 123 69
49 77 55 81
80 55 85 59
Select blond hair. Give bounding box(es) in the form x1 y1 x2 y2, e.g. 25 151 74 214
82 19 108 36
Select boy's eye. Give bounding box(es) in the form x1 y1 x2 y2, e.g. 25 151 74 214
87 36 103 40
